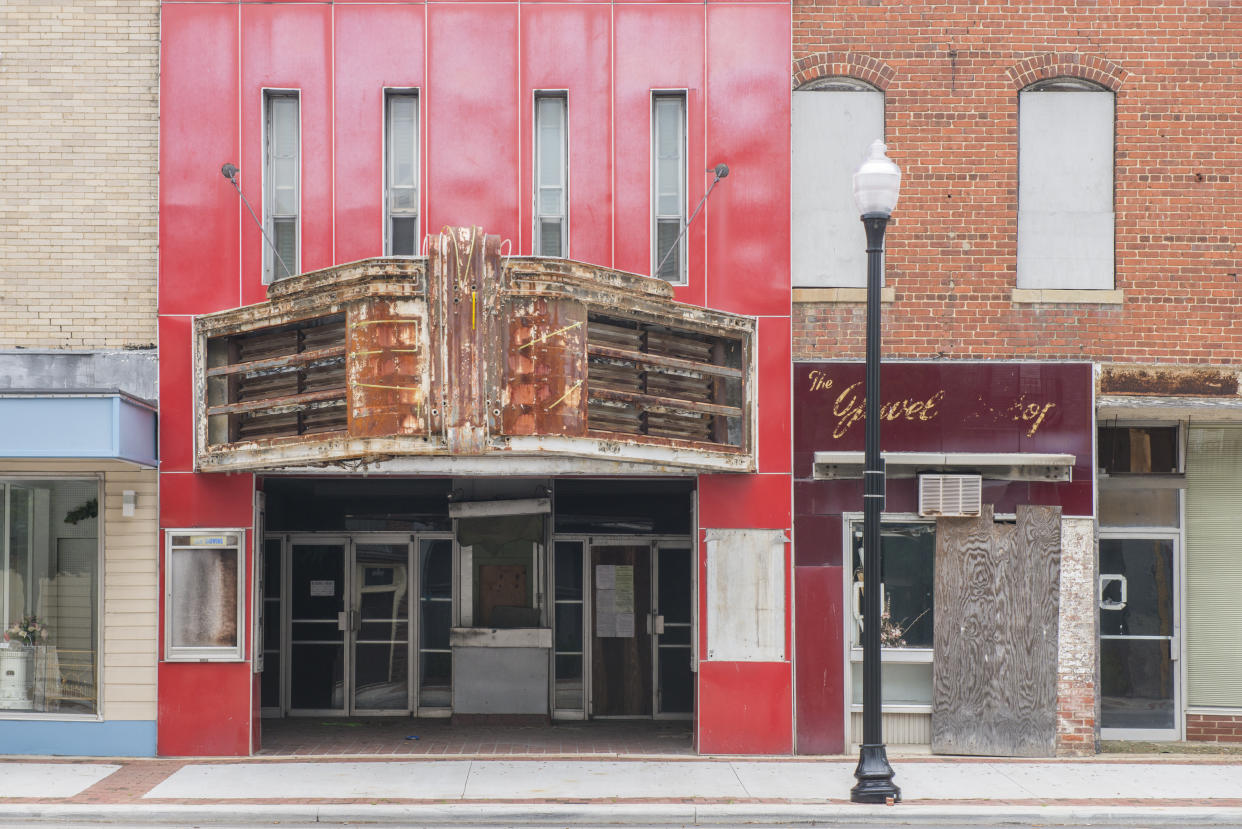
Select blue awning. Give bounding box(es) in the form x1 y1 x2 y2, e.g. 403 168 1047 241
0 391 157 467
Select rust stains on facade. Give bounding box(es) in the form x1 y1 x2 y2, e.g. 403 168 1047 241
1099 365 1241 398
193 227 756 474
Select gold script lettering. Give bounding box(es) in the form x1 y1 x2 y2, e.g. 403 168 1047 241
1011 399 1056 437
807 370 834 392
829 382 943 439
831 382 867 439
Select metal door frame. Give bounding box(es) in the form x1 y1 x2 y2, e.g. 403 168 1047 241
1098 528 1182 741
652 540 694 720
280 532 418 717
413 532 454 718
582 535 693 720
284 534 351 716
350 533 417 716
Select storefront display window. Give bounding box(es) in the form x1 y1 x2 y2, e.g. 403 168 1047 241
165 531 245 661
849 520 934 707
457 515 544 628
0 478 100 716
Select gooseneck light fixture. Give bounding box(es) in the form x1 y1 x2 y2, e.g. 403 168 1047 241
850 139 902 805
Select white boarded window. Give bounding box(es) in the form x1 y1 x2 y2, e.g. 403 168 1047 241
263 91 299 283
385 91 419 256
652 93 687 284
534 93 568 257
705 529 785 661
792 80 883 288
1017 80 1115 289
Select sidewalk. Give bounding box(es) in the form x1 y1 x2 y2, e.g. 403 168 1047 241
5 752 1242 825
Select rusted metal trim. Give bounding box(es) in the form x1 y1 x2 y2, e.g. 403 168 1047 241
587 343 743 379
585 429 748 454
196 433 753 474
204 345 346 378
587 387 742 418
1098 365 1241 398
206 388 346 417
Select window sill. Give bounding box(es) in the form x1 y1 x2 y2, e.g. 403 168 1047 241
1011 288 1124 304
793 287 896 304
0 711 102 722
849 647 934 663
849 704 932 715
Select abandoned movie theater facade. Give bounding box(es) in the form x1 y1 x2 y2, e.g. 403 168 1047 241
157 1 792 755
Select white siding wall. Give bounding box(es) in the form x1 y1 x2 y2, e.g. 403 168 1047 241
0 461 158 721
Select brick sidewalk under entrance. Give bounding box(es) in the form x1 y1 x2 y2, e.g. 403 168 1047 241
256 717 695 757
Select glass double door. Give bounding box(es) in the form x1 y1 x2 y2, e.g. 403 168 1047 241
1099 534 1180 739
284 534 452 716
577 541 693 718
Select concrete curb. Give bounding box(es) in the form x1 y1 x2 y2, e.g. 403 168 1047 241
4 803 1242 826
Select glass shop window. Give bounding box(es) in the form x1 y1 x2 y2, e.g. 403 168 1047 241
457 515 545 628
165 531 246 661
849 520 935 707
0 478 100 715
1098 425 1181 528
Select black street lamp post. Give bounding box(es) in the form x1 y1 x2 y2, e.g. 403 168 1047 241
850 140 902 805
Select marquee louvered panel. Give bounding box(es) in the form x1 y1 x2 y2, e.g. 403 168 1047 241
585 313 742 448
206 313 348 445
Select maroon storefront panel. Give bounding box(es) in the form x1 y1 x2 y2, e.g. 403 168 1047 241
793 361 1093 515
791 361 1092 754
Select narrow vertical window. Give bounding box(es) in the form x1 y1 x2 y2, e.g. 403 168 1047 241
385 91 419 256
652 93 687 283
534 93 568 257
264 91 299 283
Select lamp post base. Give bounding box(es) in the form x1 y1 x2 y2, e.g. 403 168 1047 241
850 743 901 804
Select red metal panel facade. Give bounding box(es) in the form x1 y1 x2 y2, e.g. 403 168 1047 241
160 0 791 755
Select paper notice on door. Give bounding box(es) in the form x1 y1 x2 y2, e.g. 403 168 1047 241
594 563 636 638
596 588 617 637
614 565 635 613
615 611 635 638
309 580 335 597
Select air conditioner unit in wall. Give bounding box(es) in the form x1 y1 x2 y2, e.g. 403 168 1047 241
918 474 983 517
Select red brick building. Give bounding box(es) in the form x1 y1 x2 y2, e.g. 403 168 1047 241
791 2 1242 753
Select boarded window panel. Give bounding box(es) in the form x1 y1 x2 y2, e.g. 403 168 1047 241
1017 90 1114 289
705 529 786 662
1185 427 1242 707
792 88 883 288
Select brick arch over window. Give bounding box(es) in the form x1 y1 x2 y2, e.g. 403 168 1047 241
1006 53 1128 92
793 52 894 91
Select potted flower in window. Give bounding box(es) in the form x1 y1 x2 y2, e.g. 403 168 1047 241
0 615 46 710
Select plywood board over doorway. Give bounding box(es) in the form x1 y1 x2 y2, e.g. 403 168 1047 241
932 504 1061 757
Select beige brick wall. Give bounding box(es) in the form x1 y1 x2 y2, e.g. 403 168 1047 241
0 1 159 349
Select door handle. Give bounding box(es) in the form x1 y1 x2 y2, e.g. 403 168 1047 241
654 614 665 635
337 611 349 632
